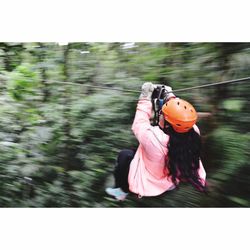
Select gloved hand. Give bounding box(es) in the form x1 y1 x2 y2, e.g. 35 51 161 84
163 85 175 101
139 82 155 100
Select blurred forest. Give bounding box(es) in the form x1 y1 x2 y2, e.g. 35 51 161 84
0 42 249 207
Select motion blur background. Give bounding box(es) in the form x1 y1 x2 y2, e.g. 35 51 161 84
0 42 249 207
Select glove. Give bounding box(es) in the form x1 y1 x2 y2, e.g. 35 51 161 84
139 82 155 100
162 85 175 101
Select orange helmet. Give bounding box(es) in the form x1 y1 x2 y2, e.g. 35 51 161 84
161 98 198 133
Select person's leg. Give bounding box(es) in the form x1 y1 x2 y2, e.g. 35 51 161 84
106 149 135 200
114 149 135 192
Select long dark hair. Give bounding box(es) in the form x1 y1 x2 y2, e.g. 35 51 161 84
163 126 206 192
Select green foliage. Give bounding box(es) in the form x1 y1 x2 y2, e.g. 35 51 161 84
0 42 249 207
7 63 39 101
207 128 249 178
222 99 245 112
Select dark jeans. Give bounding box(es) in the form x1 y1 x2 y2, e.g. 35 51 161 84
114 149 135 193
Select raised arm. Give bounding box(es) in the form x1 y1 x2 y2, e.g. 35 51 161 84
131 82 155 144
131 82 175 145
131 99 153 143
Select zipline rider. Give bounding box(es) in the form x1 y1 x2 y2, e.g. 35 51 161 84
106 82 207 200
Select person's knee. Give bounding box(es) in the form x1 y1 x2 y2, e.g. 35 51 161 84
117 149 134 163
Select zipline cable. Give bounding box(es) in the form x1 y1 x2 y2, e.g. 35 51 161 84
46 80 139 93
46 76 250 94
5 77 250 94
172 76 250 93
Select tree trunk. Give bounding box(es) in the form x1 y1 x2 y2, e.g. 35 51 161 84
38 43 50 102
62 44 73 170
0 43 12 71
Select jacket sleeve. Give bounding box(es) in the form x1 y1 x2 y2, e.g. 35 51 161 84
193 125 207 185
131 99 154 146
198 160 206 185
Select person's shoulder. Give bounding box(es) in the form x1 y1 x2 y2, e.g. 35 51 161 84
151 126 169 142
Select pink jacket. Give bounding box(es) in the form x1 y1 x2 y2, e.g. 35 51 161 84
128 99 206 197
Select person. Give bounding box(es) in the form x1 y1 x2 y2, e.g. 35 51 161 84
105 82 207 201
